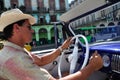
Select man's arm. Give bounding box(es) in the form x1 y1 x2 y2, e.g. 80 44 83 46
49 51 103 80
31 38 72 66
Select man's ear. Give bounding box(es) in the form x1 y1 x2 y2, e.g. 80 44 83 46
13 24 20 32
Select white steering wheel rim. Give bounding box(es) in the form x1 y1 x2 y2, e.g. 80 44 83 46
74 35 89 70
68 24 89 74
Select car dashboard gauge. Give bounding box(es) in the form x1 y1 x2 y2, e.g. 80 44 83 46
102 54 110 67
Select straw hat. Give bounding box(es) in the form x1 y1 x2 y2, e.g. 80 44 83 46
0 8 36 31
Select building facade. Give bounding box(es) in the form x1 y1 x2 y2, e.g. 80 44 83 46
61 0 120 28
0 0 69 46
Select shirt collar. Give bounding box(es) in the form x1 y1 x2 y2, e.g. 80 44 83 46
4 41 24 51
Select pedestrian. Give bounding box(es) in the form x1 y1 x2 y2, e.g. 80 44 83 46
0 9 103 80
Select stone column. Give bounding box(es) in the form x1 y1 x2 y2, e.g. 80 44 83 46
47 29 51 44
35 28 40 46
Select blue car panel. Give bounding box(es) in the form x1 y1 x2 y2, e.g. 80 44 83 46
89 41 120 74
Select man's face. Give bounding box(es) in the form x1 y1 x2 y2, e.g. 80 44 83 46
19 20 34 43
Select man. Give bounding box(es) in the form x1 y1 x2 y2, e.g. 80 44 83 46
0 9 103 80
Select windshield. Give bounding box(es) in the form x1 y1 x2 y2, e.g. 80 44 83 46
72 25 120 44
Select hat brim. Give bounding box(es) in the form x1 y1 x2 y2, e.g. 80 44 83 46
0 13 36 31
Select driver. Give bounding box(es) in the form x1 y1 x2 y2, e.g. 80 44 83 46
0 9 103 80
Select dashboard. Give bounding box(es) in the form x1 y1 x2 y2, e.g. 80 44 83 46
89 41 120 74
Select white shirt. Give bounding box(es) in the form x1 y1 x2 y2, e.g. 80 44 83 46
0 41 51 80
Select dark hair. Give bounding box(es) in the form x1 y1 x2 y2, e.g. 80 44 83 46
2 19 26 40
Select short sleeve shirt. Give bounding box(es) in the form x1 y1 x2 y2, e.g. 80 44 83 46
0 41 51 80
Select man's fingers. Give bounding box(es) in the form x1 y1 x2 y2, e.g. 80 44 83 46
90 51 101 60
92 51 98 56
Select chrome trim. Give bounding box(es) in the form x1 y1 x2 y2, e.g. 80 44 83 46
111 54 120 73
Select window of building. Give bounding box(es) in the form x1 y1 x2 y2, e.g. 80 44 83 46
50 15 56 22
108 22 115 26
101 10 105 18
86 16 90 23
0 0 4 10
31 0 38 11
18 0 24 6
82 18 85 25
91 14 95 22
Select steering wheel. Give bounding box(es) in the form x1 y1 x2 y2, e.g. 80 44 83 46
58 24 89 78
69 35 89 74
68 24 89 74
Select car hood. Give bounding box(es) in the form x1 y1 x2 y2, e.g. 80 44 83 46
89 41 120 53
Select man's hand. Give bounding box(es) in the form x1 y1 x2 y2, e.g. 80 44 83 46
61 37 72 50
89 51 103 71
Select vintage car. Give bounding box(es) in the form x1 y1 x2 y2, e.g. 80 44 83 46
32 22 120 80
